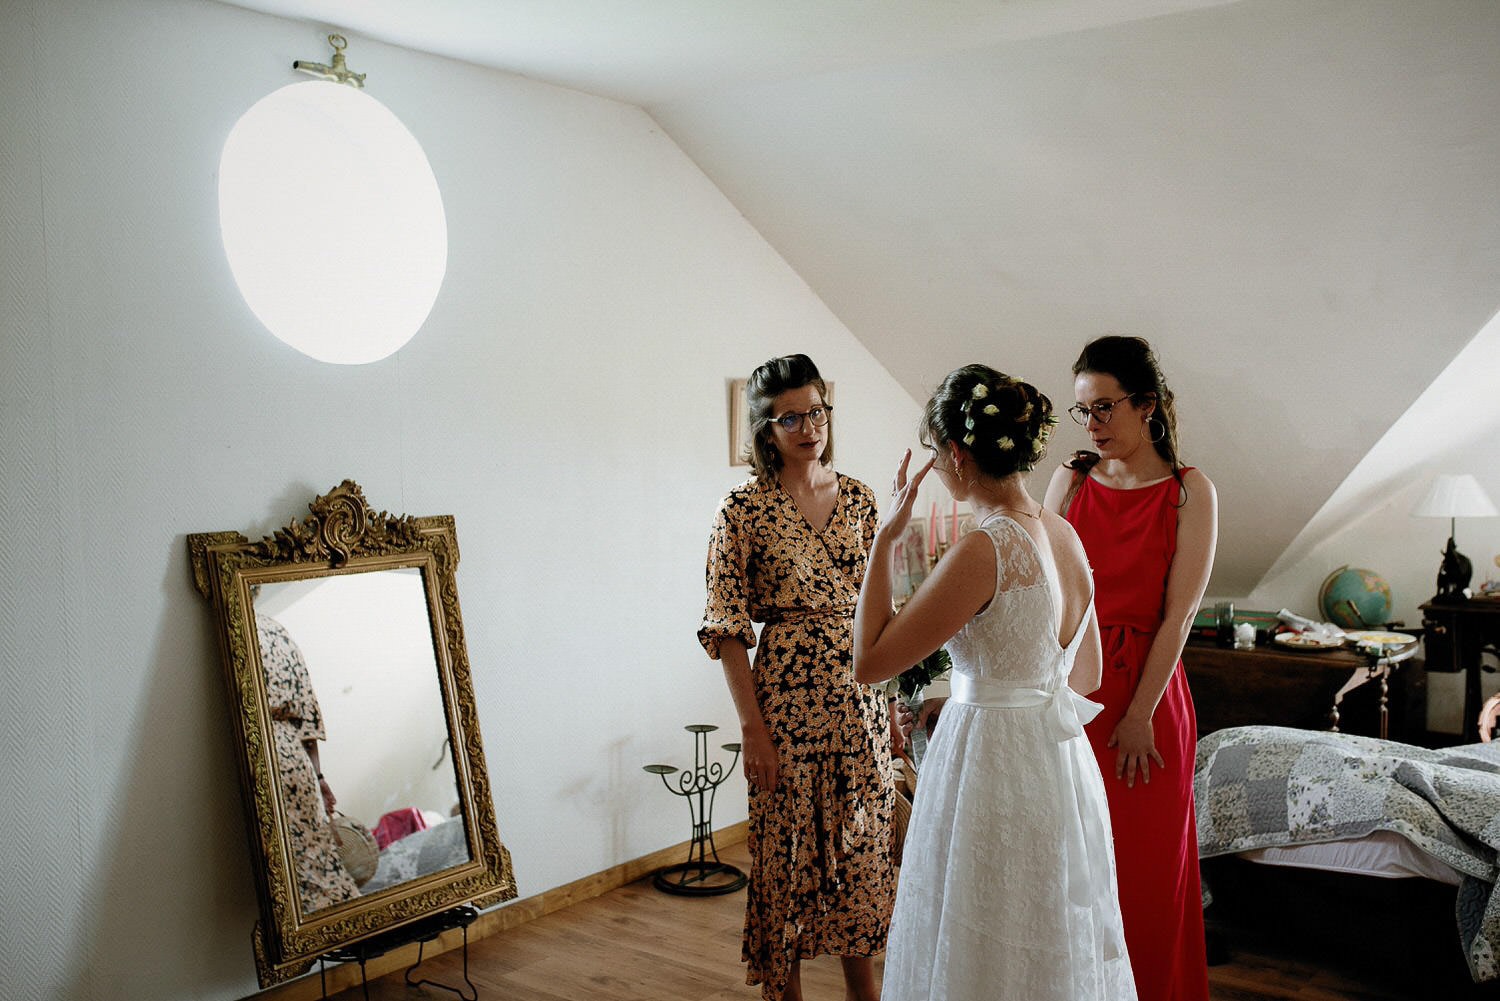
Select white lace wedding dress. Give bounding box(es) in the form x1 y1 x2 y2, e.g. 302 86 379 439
881 516 1136 1001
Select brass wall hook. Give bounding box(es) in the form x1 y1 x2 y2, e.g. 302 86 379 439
293 33 366 88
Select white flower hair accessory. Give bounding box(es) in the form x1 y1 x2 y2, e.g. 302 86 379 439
996 436 1015 451
983 404 999 416
963 433 975 446
971 383 989 399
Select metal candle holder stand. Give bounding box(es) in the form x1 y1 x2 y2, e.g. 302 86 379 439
642 724 748 896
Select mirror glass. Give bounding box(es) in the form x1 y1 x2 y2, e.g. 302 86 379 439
252 568 469 916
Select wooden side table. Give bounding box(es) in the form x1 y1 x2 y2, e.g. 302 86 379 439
1182 638 1420 740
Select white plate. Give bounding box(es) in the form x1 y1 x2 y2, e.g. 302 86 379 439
1343 630 1417 648
1274 631 1344 650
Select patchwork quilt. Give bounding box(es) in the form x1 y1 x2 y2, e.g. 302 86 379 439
1195 725 1500 982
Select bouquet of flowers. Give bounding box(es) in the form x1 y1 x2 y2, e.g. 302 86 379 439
886 647 951 772
892 647 951 703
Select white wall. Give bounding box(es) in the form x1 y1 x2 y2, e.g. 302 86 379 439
0 2 927 999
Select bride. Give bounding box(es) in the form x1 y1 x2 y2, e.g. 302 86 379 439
853 365 1136 1001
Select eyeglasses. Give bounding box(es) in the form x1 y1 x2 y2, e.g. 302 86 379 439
767 405 832 433
1067 395 1134 426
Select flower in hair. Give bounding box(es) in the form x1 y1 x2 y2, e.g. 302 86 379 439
971 384 989 399
963 433 975 446
996 436 1015 451
983 404 999 416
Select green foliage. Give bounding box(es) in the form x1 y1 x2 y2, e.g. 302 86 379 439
897 647 951 702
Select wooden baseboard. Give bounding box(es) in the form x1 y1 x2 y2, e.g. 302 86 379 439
249 822 749 1001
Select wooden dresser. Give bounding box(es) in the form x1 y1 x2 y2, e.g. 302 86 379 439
1181 638 1425 742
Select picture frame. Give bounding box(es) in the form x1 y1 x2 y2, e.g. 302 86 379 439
893 517 929 600
729 378 750 466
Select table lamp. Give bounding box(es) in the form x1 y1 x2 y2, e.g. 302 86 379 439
1412 473 1498 602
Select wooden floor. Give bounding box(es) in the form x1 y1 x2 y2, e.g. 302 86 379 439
318 840 1499 1001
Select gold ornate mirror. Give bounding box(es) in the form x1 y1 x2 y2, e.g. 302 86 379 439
189 481 516 986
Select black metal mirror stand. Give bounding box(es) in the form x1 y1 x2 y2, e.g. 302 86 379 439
643 724 748 896
319 904 481 1000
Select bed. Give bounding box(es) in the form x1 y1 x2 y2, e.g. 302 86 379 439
1194 724 1500 989
360 815 471 895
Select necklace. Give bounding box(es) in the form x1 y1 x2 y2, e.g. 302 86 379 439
977 505 1040 525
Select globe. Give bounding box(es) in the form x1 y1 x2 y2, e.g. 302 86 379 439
1318 566 1393 629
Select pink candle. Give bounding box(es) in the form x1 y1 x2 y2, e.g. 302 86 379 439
951 499 959 542
928 502 938 555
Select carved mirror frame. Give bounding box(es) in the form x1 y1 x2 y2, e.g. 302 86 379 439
189 481 516 986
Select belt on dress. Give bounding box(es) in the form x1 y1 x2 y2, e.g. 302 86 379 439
1099 621 1156 673
948 673 1127 963
761 605 855 626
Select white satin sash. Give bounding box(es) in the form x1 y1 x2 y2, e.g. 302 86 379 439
949 673 1127 963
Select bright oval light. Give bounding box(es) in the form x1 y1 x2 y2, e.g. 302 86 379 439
219 82 447 365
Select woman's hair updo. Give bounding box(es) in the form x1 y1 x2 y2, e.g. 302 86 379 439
920 364 1056 478
744 353 833 481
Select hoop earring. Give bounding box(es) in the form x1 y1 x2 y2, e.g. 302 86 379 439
1145 417 1166 444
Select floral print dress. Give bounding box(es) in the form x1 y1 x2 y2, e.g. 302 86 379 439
698 474 897 1001
256 614 361 913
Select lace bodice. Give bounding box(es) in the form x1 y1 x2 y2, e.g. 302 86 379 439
944 516 1084 692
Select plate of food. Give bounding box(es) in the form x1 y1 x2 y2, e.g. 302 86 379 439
1343 630 1417 648
1273 631 1345 651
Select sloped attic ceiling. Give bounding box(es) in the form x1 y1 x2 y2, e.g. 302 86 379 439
218 0 1500 595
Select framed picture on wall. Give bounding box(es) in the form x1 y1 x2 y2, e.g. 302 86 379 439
894 517 929 600
729 378 750 466
728 378 834 467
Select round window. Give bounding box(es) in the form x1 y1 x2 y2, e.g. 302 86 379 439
219 82 447 365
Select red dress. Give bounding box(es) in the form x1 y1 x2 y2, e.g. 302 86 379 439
1066 471 1209 1001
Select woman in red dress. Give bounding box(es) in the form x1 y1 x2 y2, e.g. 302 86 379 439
1043 336 1216 1001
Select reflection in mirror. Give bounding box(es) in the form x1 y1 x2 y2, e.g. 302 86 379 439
189 481 515 987
253 570 471 917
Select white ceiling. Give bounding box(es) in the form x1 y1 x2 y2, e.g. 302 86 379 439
221 0 1500 594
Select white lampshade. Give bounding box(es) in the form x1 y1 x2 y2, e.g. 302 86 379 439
1412 474 1500 519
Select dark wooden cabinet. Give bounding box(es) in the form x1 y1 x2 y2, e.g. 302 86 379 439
1182 639 1424 742
1420 597 1500 743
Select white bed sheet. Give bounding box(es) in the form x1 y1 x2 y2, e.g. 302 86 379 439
1238 829 1463 886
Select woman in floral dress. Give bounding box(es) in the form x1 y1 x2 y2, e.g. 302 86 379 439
256 611 361 913
699 354 898 1001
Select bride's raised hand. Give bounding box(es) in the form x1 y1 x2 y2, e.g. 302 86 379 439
880 448 935 536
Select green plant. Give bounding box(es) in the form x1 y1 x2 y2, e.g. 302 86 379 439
896 647 951 702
